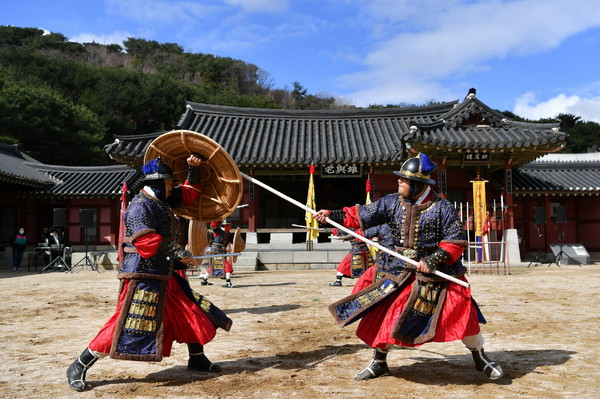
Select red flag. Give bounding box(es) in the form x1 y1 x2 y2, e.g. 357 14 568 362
365 175 372 204
117 182 128 263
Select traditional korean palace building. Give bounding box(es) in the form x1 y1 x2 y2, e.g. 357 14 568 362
2 89 599 268
0 144 142 267
104 89 600 261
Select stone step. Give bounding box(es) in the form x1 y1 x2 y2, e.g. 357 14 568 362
230 249 348 271
234 251 259 271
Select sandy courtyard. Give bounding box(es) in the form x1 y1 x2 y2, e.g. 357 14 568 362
0 263 598 399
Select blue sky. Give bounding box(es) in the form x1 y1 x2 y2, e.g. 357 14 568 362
2 0 600 122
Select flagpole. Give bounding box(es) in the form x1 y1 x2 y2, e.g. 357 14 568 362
305 164 319 243
117 182 128 263
241 172 469 288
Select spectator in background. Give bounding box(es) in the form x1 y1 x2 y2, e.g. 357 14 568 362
11 227 28 271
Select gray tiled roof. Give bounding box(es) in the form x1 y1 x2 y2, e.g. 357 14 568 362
510 153 600 195
18 163 143 199
406 125 564 150
0 145 54 187
406 96 566 151
105 101 459 166
1 144 142 198
105 132 169 166
105 94 567 169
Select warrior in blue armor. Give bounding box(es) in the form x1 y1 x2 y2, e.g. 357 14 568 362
315 153 504 381
329 228 375 287
364 223 395 282
66 155 232 392
199 220 236 287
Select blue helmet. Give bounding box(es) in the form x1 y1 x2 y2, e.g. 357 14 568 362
393 153 436 185
141 158 174 181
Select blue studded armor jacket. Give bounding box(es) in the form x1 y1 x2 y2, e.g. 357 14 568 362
363 223 393 264
119 192 179 280
339 228 369 254
357 192 467 277
209 226 231 254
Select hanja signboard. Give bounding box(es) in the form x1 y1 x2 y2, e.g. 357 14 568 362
321 163 362 178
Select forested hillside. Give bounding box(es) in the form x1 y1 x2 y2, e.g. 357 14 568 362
0 26 335 165
0 26 598 165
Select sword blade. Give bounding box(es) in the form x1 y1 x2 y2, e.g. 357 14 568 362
193 252 242 259
291 223 325 231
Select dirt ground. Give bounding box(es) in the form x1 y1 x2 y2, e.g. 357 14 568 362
0 263 598 399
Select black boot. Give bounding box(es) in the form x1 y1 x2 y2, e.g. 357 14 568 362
470 347 504 379
187 343 222 372
354 348 390 380
66 348 100 392
225 279 236 288
329 276 343 287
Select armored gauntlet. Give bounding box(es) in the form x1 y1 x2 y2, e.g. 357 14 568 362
158 239 192 260
422 248 451 272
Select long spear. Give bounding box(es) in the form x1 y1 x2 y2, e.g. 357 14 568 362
241 173 469 288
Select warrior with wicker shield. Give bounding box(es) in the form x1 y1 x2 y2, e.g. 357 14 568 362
199 220 237 288
314 152 504 381
66 155 232 392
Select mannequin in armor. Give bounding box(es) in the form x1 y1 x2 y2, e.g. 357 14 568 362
66 155 232 392
314 153 504 381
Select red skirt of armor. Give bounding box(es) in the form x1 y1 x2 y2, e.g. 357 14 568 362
352 266 481 349
224 258 233 274
336 249 370 277
336 253 352 276
88 272 217 357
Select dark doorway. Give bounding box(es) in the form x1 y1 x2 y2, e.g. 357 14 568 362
259 174 366 233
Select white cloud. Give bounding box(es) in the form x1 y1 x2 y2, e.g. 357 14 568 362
340 0 600 106
105 0 221 26
184 11 324 55
514 92 600 123
223 0 290 13
105 0 288 25
100 0 301 55
69 31 132 46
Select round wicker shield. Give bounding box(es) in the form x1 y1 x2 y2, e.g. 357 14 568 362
188 219 209 266
144 130 243 221
231 227 245 263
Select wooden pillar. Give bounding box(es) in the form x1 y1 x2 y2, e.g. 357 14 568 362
247 169 259 232
543 195 552 250
438 157 447 199
111 196 120 246
503 158 515 229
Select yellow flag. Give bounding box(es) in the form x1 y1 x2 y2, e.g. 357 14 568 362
305 165 319 241
472 180 487 237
